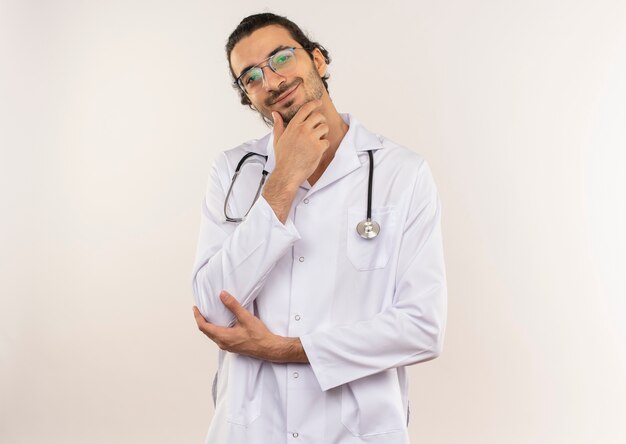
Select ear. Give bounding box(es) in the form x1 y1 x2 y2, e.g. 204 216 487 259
311 48 327 77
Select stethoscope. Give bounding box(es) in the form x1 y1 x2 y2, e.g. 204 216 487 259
224 150 380 240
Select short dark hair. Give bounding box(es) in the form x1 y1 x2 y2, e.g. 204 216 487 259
226 13 331 108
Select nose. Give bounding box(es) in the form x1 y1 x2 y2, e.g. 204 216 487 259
261 65 286 91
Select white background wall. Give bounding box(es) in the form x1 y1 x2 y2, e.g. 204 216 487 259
1 0 625 442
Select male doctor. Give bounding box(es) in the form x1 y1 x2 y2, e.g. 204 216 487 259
191 12 447 444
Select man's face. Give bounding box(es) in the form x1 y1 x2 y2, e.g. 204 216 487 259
229 25 326 125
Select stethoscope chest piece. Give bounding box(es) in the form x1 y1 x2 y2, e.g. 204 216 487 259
357 218 380 239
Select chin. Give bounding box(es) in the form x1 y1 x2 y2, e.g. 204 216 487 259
282 106 300 124
284 97 313 121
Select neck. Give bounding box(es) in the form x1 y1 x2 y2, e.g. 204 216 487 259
307 95 349 186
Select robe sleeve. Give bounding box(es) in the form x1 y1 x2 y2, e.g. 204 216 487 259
300 160 447 391
191 153 300 327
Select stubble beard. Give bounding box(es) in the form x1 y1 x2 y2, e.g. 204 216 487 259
264 66 325 126
282 70 325 124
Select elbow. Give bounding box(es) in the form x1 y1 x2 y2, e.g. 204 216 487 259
426 317 446 361
411 337 444 366
418 331 444 364
404 311 446 365
429 313 446 356
429 337 444 361
191 273 209 318
418 289 447 361
191 270 235 327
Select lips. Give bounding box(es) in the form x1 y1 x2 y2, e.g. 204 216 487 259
272 83 299 105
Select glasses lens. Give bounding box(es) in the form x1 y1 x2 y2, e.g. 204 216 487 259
240 67 264 93
270 49 296 73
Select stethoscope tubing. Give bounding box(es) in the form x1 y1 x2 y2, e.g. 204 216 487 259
224 150 379 239
366 150 374 220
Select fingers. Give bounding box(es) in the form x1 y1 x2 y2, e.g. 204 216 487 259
192 305 205 325
303 111 326 130
192 291 247 335
219 290 250 321
312 123 329 141
193 305 228 339
271 112 284 140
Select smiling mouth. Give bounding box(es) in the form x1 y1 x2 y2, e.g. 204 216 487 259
272 84 299 105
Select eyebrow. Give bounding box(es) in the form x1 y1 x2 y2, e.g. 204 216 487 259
237 45 292 78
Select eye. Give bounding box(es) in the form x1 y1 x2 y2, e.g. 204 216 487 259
244 69 262 84
273 52 292 65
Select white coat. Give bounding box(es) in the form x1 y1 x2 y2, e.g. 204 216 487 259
191 113 447 444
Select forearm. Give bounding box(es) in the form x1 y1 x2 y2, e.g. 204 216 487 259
267 336 309 364
261 168 300 224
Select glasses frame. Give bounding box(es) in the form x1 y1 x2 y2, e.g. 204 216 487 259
234 47 304 95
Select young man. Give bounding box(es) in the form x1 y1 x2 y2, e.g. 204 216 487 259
191 12 447 444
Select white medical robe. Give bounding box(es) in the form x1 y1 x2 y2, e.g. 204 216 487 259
192 113 447 444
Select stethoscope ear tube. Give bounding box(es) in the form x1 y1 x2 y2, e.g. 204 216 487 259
224 150 378 238
224 152 268 223
356 150 380 240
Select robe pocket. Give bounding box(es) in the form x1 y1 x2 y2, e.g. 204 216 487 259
341 370 406 437
225 355 264 427
346 207 396 271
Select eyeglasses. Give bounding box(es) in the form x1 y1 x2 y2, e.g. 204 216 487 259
235 47 303 95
